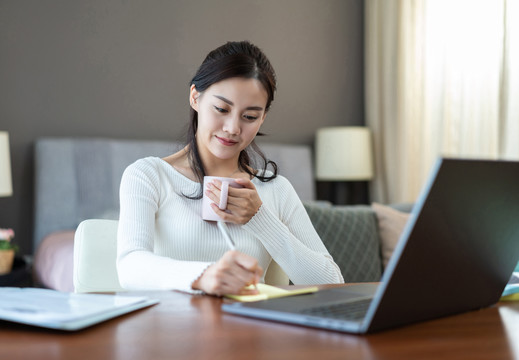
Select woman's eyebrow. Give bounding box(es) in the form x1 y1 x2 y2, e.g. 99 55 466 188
213 95 264 111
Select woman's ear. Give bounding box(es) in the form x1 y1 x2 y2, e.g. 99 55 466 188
189 84 200 111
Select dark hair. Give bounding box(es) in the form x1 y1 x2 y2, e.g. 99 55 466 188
185 41 278 199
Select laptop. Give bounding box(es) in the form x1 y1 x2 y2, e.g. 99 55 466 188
222 158 519 333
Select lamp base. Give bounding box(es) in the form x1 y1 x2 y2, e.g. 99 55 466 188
316 181 370 205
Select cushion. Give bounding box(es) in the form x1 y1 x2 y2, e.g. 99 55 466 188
304 203 383 282
33 230 75 292
371 202 410 268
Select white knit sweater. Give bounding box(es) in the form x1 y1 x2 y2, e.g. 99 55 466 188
116 157 344 293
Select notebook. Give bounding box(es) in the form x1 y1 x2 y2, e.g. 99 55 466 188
222 158 519 333
225 283 318 302
0 287 159 331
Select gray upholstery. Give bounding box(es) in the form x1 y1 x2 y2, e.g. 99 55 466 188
304 203 383 282
33 137 315 251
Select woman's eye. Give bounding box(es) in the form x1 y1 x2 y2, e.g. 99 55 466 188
243 115 258 121
214 106 228 113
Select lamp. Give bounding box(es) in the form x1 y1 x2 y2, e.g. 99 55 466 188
315 127 373 204
0 131 13 197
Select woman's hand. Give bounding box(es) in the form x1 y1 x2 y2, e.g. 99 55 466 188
192 250 263 296
206 178 262 224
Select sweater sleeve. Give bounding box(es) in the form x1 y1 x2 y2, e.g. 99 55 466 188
116 160 210 293
242 176 344 285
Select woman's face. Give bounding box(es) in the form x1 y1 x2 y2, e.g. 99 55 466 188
191 77 268 163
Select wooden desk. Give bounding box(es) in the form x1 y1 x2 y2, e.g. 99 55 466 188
1 284 519 360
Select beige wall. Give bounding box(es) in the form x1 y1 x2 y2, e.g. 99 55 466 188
0 0 364 255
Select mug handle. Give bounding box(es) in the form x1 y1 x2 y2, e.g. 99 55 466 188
218 181 229 210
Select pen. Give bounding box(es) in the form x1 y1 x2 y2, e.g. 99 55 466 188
217 221 236 250
217 221 258 291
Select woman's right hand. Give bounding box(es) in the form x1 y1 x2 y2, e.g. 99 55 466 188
192 250 263 296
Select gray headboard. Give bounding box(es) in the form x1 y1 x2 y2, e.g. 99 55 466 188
33 137 315 251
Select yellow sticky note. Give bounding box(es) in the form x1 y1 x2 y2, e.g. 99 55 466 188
225 283 318 302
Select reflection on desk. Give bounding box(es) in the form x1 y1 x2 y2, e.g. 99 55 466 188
1 284 519 360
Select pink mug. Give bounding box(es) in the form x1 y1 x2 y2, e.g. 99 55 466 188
202 176 243 222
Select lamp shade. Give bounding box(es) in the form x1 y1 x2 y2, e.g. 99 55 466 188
315 127 374 181
0 131 13 197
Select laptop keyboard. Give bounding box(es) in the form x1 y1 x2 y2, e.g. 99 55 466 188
300 298 372 321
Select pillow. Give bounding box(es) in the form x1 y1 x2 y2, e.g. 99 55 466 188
371 202 410 268
304 202 383 282
33 230 75 292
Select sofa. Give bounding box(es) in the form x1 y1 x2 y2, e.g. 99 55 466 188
32 137 412 292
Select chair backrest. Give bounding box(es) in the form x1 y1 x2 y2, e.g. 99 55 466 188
73 219 289 293
264 258 289 286
73 219 125 293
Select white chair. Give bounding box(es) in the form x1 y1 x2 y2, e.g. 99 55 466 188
73 219 125 293
73 219 289 293
263 256 289 286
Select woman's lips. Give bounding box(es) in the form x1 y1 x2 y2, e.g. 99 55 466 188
216 136 238 146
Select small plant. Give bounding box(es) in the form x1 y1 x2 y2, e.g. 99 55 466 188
0 228 18 252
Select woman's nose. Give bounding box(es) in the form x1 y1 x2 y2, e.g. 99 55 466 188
222 115 240 135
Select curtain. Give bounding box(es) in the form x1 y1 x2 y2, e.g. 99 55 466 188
366 0 519 204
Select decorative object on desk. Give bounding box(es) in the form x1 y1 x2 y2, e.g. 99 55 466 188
0 228 17 275
315 126 374 205
501 272 519 301
0 131 13 197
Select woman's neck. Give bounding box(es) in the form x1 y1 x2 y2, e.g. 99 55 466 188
162 145 249 181
202 157 241 178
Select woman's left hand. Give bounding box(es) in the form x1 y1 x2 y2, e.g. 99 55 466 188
207 178 262 224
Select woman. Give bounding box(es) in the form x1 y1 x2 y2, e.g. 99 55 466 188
117 41 343 296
